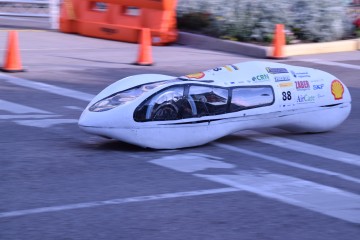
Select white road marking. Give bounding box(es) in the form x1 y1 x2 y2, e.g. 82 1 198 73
0 99 52 114
64 105 84 111
0 187 240 218
196 170 360 224
14 119 78 128
0 114 61 120
302 59 360 70
0 73 94 102
151 153 234 173
213 142 360 184
150 154 360 223
236 130 360 167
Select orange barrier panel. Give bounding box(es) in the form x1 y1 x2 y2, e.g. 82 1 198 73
59 0 178 45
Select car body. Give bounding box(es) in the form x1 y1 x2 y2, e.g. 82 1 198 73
79 61 351 149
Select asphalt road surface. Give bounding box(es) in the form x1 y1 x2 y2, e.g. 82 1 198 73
0 30 360 240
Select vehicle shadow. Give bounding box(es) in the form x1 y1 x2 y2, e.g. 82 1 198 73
78 137 157 153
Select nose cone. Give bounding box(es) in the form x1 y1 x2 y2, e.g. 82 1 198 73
78 108 123 138
78 110 93 127
78 109 105 136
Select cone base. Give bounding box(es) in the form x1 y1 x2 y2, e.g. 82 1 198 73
133 62 153 66
0 68 25 73
267 56 288 60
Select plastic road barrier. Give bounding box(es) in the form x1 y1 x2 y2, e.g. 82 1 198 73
59 0 178 45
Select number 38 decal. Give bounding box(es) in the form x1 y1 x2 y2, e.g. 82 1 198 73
282 91 292 101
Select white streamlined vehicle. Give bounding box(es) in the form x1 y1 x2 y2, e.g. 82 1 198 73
79 61 351 149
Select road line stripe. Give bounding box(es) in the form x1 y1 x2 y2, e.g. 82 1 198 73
302 59 360 70
0 73 94 102
212 142 360 184
196 170 360 224
151 153 234 173
14 119 78 128
236 130 360 167
0 99 52 114
0 187 240 218
149 154 360 224
0 114 61 120
64 106 84 111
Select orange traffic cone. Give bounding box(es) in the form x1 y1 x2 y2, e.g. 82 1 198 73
270 24 287 59
135 28 153 66
1 31 24 72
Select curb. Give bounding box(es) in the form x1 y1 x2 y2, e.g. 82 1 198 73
177 32 268 58
284 39 360 56
178 32 360 58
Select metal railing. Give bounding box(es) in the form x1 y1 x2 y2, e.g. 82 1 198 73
0 0 50 17
0 0 59 29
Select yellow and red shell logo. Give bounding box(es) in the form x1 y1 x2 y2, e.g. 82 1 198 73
185 72 205 79
331 80 344 100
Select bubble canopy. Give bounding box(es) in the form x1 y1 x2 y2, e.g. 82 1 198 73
89 80 175 112
134 84 274 122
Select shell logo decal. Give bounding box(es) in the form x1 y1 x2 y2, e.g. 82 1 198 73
185 72 205 79
331 80 344 100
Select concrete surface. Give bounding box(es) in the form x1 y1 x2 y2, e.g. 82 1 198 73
178 32 360 58
178 32 268 58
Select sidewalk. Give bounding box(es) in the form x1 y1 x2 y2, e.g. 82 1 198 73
178 32 360 58
0 30 359 78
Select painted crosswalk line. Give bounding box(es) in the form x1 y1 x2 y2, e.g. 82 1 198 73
0 99 52 114
235 130 360 167
150 153 360 224
14 119 78 128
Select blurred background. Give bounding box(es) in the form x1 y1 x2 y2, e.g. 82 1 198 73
1 0 359 43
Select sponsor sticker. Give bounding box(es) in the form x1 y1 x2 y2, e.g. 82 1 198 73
295 80 310 90
215 65 239 72
251 74 270 82
297 94 315 103
231 65 239 70
266 67 289 74
310 79 325 83
291 70 311 78
224 65 233 72
279 82 293 88
290 71 296 78
331 80 344 100
313 84 324 90
185 72 205 79
274 75 291 82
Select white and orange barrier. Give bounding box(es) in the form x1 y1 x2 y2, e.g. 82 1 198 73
59 0 178 45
